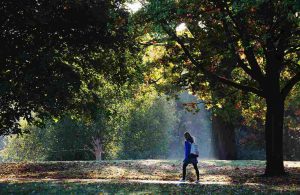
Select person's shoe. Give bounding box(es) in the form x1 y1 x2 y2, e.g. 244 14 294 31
194 180 200 184
179 178 186 182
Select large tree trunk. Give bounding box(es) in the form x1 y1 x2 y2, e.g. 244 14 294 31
212 115 237 160
264 93 285 175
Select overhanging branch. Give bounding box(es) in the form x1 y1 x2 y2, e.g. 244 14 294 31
214 76 265 97
161 22 265 97
220 14 263 85
220 1 265 81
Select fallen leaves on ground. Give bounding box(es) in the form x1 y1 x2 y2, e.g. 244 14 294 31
0 160 299 187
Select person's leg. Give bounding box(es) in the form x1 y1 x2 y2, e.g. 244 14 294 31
182 162 188 180
192 163 200 180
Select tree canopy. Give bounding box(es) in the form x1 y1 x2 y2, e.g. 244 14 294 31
0 0 299 177
0 0 140 135
134 0 299 175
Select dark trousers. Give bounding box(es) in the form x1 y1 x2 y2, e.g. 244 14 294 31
182 162 199 180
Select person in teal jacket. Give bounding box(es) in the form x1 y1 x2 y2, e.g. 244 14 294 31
179 132 200 183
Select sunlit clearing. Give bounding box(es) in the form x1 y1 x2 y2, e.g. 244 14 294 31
126 2 143 13
176 23 187 32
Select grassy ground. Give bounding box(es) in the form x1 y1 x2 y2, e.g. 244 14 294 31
0 160 299 194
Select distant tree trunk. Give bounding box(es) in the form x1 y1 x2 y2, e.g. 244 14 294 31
95 150 102 161
86 137 103 161
212 115 237 160
264 93 285 175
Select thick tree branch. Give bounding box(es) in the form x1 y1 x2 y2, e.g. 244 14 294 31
215 76 265 97
220 15 264 85
161 23 265 97
220 1 265 80
281 72 300 98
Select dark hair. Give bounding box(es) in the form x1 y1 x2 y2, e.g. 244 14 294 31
184 132 194 143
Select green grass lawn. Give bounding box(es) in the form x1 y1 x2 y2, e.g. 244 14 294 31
0 160 299 194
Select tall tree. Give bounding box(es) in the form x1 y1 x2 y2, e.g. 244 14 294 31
139 0 299 175
0 0 139 135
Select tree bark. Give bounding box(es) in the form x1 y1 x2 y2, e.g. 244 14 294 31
212 115 237 160
95 151 102 161
264 92 285 175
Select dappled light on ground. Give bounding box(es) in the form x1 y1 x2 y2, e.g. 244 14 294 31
0 160 300 194
0 160 299 185
0 160 299 194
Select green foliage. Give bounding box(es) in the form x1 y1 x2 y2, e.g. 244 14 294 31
0 88 179 161
45 117 93 161
0 115 120 161
0 125 49 161
121 94 177 159
0 0 141 135
135 0 299 118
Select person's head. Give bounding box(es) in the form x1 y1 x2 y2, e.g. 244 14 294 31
184 132 194 143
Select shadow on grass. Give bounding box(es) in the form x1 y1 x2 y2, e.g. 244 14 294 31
0 160 299 186
0 162 90 179
0 181 299 195
196 161 300 185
